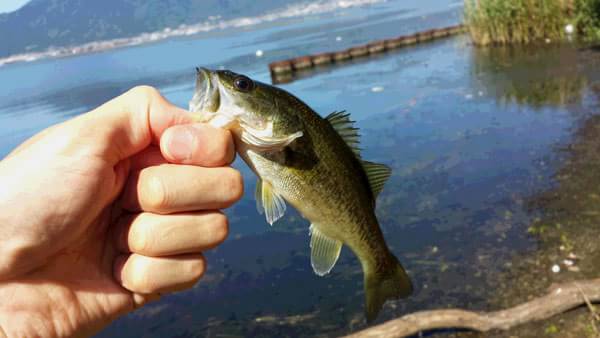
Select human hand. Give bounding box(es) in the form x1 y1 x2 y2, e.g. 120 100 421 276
0 86 243 337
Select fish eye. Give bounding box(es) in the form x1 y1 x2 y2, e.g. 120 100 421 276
233 76 254 92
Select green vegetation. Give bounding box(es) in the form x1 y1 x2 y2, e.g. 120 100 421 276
464 0 600 45
545 324 560 334
575 0 600 39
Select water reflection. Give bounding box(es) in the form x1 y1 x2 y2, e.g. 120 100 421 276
471 45 587 109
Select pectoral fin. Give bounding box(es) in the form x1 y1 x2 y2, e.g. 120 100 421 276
241 125 303 150
255 178 286 225
309 224 343 276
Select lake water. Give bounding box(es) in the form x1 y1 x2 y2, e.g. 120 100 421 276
2 0 599 337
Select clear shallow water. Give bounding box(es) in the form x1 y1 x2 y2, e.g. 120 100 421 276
2 0 599 337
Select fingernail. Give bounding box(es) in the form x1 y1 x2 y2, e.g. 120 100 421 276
167 127 194 161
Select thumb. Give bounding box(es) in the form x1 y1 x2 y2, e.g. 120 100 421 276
80 85 193 164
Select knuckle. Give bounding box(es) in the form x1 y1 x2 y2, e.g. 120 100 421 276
122 86 165 129
210 212 229 245
128 224 150 254
195 256 207 278
126 258 152 292
218 130 235 163
141 174 170 211
213 143 230 166
128 85 160 101
186 255 206 281
223 169 244 202
204 130 234 166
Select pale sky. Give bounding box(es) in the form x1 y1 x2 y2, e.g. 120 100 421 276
0 0 30 13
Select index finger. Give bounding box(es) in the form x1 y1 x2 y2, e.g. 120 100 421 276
81 85 193 165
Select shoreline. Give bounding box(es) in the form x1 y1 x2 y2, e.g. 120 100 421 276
0 0 384 68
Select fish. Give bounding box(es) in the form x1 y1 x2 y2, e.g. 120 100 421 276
189 68 413 322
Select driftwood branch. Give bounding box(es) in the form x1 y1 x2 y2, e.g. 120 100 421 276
344 278 600 338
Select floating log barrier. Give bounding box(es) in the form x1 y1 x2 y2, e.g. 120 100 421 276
433 28 449 38
384 37 405 49
447 25 464 35
348 45 370 58
415 29 435 42
402 34 418 45
269 24 465 83
312 52 333 66
367 40 387 54
269 60 293 74
333 50 352 62
291 56 313 70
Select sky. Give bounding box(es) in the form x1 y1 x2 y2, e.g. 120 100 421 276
0 0 30 13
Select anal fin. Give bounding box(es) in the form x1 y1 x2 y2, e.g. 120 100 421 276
309 224 343 276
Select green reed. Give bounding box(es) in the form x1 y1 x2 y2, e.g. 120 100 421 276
465 0 600 45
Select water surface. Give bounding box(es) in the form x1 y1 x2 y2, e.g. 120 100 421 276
1 1 598 337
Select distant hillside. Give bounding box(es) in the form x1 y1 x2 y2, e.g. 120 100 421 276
0 0 294 58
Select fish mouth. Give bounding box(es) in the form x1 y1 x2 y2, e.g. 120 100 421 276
189 67 220 114
188 67 267 131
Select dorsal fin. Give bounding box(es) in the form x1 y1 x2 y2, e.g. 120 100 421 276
326 110 361 157
361 161 392 197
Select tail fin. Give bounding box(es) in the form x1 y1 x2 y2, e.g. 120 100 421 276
364 254 412 323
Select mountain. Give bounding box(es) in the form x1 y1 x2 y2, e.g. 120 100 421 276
0 0 294 58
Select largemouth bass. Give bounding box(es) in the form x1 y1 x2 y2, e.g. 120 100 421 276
189 68 412 321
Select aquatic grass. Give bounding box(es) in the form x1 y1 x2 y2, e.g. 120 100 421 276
465 0 600 45
574 0 600 40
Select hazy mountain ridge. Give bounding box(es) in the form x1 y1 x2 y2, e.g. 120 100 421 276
0 0 294 57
